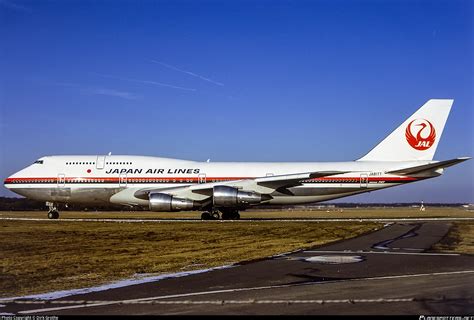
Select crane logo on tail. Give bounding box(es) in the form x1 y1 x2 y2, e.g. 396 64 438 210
405 119 436 150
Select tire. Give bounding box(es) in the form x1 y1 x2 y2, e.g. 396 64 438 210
221 211 239 220
48 211 59 219
201 212 211 220
221 212 230 220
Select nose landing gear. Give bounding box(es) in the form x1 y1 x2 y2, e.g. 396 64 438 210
46 202 60 219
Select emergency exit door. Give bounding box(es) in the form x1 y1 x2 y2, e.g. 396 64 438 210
360 174 368 188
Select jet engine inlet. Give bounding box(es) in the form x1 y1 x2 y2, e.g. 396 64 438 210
149 193 197 211
213 185 272 207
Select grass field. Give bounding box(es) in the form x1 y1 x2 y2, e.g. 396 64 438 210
0 219 380 298
1 207 472 298
0 206 472 220
431 222 474 254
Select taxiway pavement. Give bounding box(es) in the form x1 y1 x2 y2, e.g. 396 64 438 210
2 221 473 315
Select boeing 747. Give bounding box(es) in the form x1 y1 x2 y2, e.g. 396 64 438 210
4 99 470 219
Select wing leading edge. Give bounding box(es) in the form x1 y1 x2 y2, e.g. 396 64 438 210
132 170 348 201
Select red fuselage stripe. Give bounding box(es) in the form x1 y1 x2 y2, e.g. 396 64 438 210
4 176 418 184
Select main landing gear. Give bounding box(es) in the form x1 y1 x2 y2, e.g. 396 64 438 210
200 209 240 220
46 202 60 219
221 210 240 220
200 211 220 220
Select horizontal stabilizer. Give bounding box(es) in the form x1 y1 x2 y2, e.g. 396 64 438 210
387 157 471 175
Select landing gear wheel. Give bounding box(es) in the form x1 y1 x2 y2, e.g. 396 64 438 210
48 211 59 219
46 202 59 219
222 212 230 220
201 212 212 220
221 210 240 220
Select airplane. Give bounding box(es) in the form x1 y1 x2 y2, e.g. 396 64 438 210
3 99 470 220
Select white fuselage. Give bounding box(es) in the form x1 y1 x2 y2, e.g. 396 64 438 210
4 100 465 215
4 155 434 208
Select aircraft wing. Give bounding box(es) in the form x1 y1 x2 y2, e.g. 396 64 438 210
387 157 470 175
133 170 347 201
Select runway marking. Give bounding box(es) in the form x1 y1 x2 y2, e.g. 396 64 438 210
0 265 233 302
11 298 419 305
2 217 474 223
302 250 461 256
12 297 474 306
16 270 474 314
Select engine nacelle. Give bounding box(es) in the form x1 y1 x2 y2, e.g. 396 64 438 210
213 185 271 208
149 193 198 212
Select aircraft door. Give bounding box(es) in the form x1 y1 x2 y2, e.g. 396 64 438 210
119 173 127 187
360 174 368 188
198 173 206 184
57 174 66 188
52 173 70 201
96 155 106 170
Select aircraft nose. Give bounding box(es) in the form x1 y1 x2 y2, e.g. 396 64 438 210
4 170 22 189
4 175 14 189
3 173 16 189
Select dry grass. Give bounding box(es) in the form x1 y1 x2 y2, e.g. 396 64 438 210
0 207 472 220
0 220 379 298
431 222 474 254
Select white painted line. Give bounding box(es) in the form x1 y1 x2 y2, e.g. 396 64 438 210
13 297 419 305
303 255 364 264
17 283 302 314
302 250 461 256
0 265 233 302
356 270 474 282
17 270 474 314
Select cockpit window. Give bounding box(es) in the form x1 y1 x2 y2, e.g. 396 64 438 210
33 160 44 164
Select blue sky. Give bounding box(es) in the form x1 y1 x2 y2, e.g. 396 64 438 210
0 0 472 202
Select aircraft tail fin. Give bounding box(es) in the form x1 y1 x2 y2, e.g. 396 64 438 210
357 99 453 161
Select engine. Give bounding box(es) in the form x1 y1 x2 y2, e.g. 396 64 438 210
213 185 271 208
149 193 199 212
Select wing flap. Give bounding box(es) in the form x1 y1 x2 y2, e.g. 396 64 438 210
134 170 348 201
255 171 348 188
185 170 348 192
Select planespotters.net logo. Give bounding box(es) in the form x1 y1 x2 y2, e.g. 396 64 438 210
405 118 436 150
419 316 474 320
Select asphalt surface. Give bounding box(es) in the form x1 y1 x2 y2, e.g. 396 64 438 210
2 221 473 315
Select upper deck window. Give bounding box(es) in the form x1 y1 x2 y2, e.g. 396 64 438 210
33 160 44 164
